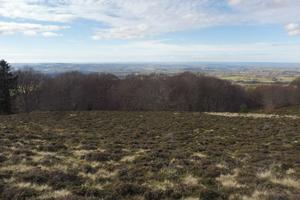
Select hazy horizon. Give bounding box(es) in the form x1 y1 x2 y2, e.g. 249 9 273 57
10 61 300 64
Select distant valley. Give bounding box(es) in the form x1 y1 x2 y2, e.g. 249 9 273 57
12 62 300 85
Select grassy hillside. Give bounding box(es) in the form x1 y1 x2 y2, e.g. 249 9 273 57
0 111 299 199
267 106 300 116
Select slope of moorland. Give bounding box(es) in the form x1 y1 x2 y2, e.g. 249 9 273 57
255 106 300 116
0 111 299 200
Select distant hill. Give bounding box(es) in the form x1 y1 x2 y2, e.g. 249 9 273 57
12 62 300 75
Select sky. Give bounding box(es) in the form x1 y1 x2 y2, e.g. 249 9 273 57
0 0 300 63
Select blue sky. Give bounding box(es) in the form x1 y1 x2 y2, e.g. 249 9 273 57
0 0 300 63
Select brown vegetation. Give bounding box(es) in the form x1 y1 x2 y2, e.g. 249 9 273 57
0 111 299 199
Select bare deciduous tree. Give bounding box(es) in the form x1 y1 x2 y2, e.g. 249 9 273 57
13 68 300 113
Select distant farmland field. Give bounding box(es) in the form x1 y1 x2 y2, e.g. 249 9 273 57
0 111 299 199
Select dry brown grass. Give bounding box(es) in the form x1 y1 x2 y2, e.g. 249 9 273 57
0 111 299 199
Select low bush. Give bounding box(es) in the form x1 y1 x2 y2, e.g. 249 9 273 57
0 154 7 163
84 151 112 162
1 186 38 200
48 170 85 190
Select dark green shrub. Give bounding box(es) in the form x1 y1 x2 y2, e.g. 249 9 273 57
163 189 182 199
239 104 249 113
39 155 61 166
1 186 38 200
118 167 134 181
81 164 97 174
0 154 7 163
19 168 49 184
38 143 67 152
13 149 35 156
72 185 109 198
199 188 227 200
48 170 85 189
144 190 163 200
84 151 112 162
0 170 12 179
116 183 146 196
0 180 4 194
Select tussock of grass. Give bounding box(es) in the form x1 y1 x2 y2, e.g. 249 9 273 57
275 178 300 189
259 171 300 189
216 163 227 169
0 164 34 173
79 168 117 181
39 189 72 199
147 180 175 191
120 150 146 162
72 148 106 157
13 182 52 191
183 197 199 200
216 169 244 188
191 152 208 158
286 168 296 175
120 155 138 162
257 166 300 189
182 174 199 186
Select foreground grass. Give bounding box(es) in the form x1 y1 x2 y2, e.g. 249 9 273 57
0 111 299 200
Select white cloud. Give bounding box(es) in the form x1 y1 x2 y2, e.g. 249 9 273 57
0 22 67 37
285 23 300 36
92 24 150 40
0 0 232 39
228 0 242 6
0 0 300 39
228 0 300 27
228 0 290 8
23 30 37 36
41 32 60 37
0 0 75 22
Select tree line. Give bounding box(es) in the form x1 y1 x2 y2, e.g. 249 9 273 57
1 60 300 114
